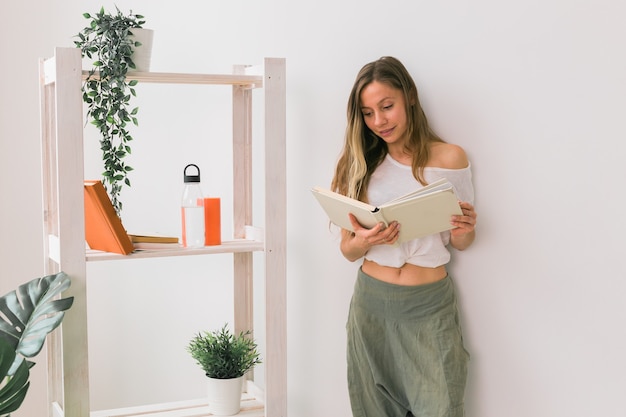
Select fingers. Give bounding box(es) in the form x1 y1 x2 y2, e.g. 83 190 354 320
367 222 399 245
347 214 400 246
451 201 477 233
366 221 400 246
347 213 365 230
383 222 400 244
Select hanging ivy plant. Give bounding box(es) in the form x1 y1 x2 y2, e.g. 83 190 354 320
74 6 146 215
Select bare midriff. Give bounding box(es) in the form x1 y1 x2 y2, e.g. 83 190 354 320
362 259 447 286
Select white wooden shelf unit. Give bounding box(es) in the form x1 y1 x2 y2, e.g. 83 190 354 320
39 47 286 417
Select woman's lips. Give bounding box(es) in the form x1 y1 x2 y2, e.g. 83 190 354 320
378 127 394 137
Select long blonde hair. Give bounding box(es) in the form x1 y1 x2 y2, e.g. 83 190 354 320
331 56 444 201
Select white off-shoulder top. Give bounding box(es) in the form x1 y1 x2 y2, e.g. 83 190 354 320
364 154 475 268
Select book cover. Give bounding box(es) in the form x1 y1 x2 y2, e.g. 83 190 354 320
84 180 134 255
311 178 463 243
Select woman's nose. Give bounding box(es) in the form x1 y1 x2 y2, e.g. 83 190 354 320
374 112 387 126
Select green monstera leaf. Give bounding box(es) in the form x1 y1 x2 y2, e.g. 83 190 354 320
0 339 30 416
0 272 74 376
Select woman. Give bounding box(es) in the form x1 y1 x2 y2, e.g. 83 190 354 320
331 56 477 417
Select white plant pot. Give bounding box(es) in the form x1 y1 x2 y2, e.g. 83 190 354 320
207 375 244 416
128 28 154 72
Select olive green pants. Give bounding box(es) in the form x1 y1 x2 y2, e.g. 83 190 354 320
346 268 469 417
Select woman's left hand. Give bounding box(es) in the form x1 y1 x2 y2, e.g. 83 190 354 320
450 201 477 235
449 201 477 250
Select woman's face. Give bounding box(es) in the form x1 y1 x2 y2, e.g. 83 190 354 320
360 80 408 147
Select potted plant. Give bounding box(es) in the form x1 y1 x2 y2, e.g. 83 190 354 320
74 7 153 216
187 324 262 416
0 272 74 416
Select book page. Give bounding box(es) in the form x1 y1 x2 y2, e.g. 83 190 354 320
383 178 452 205
380 188 462 242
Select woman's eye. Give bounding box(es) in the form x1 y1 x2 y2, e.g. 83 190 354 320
383 104 393 110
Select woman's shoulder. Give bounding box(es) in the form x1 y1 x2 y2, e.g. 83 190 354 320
428 142 469 169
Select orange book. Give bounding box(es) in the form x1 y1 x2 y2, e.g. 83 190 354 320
84 180 134 255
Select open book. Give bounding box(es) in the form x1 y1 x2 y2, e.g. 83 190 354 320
311 178 462 243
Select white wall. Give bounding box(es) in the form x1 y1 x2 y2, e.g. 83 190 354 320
2 1 625 416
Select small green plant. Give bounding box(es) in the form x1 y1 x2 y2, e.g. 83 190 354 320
74 6 146 215
187 324 262 380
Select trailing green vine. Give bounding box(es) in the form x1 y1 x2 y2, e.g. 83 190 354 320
74 6 146 215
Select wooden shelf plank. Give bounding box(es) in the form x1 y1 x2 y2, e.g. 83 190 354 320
46 234 264 262
90 394 264 417
82 70 263 87
86 239 265 262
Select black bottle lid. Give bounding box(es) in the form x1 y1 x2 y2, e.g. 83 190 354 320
183 163 201 183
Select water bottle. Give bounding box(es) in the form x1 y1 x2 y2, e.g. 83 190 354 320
181 164 205 248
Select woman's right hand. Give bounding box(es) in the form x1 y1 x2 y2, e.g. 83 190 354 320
339 214 400 261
